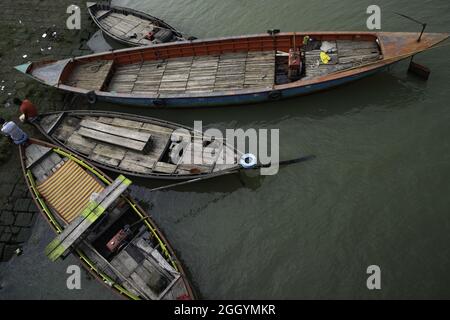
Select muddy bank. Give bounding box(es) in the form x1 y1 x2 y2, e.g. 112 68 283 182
0 0 97 261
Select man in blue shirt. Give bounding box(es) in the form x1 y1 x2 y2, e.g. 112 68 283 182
0 118 28 145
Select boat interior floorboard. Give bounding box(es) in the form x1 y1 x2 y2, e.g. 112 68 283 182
106 51 276 94
302 39 381 80
64 38 380 93
97 11 165 45
50 114 235 176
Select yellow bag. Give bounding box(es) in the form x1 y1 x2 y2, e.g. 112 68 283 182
320 51 331 64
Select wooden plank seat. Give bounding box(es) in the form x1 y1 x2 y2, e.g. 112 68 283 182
44 174 132 261
77 119 152 152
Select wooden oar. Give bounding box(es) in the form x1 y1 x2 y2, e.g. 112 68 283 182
149 154 316 192
255 154 316 169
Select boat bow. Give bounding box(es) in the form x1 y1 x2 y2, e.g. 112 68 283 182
378 32 449 60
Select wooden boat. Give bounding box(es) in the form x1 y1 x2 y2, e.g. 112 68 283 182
20 139 195 300
31 110 242 180
15 31 449 108
87 2 187 47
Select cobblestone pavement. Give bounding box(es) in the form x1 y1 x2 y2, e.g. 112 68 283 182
0 0 100 261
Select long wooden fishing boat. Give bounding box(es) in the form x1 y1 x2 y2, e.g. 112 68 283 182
15 31 449 108
20 139 195 300
31 110 242 180
87 2 188 47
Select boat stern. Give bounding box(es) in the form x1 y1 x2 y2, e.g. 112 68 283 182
14 62 32 75
378 32 449 60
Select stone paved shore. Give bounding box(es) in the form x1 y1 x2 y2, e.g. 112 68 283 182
0 0 100 261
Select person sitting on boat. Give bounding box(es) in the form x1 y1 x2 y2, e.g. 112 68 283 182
14 98 38 123
0 118 29 145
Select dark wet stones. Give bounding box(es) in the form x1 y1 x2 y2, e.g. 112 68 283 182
2 245 17 261
0 231 12 242
15 228 31 242
14 198 32 213
0 0 97 262
11 187 26 199
10 226 20 234
14 212 33 227
0 243 4 259
0 183 14 198
0 211 14 225
0 182 38 261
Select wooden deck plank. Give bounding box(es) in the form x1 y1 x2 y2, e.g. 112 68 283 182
119 159 152 174
153 162 177 174
80 119 151 143
90 153 120 167
66 132 96 155
123 151 157 169
78 127 147 152
108 51 275 95
141 123 174 135
93 143 126 161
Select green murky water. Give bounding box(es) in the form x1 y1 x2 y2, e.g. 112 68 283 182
1 0 450 299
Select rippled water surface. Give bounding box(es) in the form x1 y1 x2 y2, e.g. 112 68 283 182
1 0 450 299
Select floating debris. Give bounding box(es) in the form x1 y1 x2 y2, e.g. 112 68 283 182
22 54 28 58
0 86 5 91
15 248 23 256
48 47 52 51
42 33 47 38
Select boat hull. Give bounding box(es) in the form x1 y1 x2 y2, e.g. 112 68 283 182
87 2 186 47
19 139 196 300
33 111 242 180
15 31 449 108
98 63 392 108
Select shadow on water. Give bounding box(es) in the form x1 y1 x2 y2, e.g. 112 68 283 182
128 169 266 194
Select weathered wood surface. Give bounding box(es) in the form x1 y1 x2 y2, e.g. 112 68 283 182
130 271 158 300
26 144 52 168
67 132 96 155
80 119 151 143
65 60 114 90
45 176 130 261
304 40 380 79
162 277 185 300
46 113 238 177
78 127 148 152
84 241 147 298
107 51 276 95
111 250 139 278
93 143 126 161
213 146 239 172
39 113 64 134
153 162 177 174
98 10 157 45
30 152 65 184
